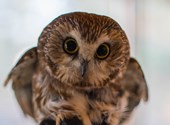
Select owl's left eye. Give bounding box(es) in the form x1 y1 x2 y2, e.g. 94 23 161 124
63 38 79 55
96 43 110 59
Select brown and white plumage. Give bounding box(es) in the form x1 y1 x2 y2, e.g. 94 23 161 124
4 47 37 117
4 12 148 125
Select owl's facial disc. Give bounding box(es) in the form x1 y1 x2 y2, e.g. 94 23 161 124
60 37 112 87
41 12 130 88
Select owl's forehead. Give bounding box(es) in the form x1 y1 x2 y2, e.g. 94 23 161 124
52 12 122 43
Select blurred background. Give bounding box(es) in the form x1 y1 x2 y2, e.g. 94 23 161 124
0 0 170 125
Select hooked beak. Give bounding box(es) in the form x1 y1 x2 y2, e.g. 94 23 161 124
80 59 89 77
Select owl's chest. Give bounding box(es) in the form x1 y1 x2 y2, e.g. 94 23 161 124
33 71 120 122
42 86 118 121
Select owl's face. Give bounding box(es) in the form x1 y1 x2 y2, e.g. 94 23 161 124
38 12 130 88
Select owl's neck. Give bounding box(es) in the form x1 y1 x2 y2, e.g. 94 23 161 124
35 70 120 105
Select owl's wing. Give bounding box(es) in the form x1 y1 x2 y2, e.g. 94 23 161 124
4 47 37 118
120 57 148 112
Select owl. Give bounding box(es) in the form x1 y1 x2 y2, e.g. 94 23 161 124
4 12 148 125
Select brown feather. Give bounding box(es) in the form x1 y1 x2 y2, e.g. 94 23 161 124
119 58 148 124
4 47 37 117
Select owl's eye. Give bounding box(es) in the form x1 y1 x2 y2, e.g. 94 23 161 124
63 38 79 55
96 43 110 59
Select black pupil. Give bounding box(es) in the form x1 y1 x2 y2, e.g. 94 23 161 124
65 40 77 52
97 45 108 57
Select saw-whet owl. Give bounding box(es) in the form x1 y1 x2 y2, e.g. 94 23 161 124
5 12 148 125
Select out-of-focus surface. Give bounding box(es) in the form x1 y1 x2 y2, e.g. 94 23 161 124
0 0 170 125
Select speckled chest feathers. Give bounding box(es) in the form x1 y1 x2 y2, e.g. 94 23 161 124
5 12 148 125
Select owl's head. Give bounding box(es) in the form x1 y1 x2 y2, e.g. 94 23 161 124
38 12 130 88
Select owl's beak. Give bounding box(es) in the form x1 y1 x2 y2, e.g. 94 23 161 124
80 59 89 77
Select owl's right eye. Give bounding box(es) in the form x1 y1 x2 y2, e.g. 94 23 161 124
63 38 79 55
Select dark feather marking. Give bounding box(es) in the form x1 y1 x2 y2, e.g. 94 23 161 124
40 119 56 125
60 116 83 125
109 70 119 80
